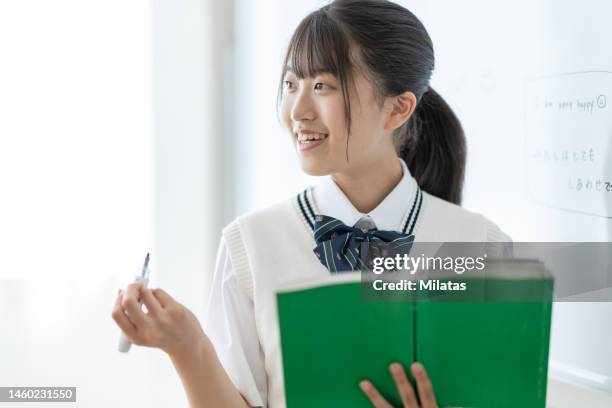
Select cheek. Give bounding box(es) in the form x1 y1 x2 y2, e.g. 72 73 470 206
321 100 348 138
280 96 293 127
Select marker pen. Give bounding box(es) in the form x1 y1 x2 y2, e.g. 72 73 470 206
117 252 150 353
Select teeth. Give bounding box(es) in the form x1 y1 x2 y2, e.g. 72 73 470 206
297 132 328 142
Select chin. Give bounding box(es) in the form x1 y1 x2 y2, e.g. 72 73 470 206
299 159 331 177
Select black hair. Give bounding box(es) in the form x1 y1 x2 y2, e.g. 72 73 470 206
276 0 466 205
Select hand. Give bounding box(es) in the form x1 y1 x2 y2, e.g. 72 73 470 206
359 362 438 408
111 282 207 358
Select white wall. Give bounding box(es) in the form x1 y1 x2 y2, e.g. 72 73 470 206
0 0 227 406
0 1 162 406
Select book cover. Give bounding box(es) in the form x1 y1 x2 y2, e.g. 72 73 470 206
276 259 553 407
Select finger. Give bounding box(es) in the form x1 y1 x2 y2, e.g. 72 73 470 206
123 281 144 304
151 287 175 308
121 282 150 328
411 362 438 408
111 291 137 340
389 362 418 407
140 287 163 316
359 380 393 408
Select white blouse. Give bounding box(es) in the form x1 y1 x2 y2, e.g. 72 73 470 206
202 159 512 407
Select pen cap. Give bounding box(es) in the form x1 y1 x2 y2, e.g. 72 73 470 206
118 333 132 353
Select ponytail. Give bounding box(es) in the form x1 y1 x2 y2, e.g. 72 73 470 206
397 87 466 205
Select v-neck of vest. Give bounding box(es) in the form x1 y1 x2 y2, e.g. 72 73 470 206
292 185 424 241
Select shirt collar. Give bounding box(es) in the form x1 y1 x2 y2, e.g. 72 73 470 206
312 158 417 232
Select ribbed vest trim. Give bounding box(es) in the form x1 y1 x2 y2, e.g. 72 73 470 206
222 219 255 300
295 185 423 235
293 187 317 232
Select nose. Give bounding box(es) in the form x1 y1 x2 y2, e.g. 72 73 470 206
290 85 316 122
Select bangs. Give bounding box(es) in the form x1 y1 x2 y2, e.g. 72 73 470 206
282 10 352 80
276 8 359 161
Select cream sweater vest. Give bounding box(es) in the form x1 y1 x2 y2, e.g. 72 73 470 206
221 189 502 408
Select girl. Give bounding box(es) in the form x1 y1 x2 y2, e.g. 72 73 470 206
111 1 511 407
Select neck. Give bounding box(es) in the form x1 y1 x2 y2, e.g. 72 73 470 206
331 155 403 214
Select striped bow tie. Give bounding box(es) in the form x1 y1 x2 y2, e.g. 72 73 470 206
312 215 415 273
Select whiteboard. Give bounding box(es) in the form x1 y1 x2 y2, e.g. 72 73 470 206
403 0 612 394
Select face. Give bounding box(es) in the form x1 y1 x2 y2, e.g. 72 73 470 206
281 62 396 177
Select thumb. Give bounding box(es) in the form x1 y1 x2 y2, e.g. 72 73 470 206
152 287 175 308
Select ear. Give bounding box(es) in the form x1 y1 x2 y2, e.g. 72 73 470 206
384 91 417 131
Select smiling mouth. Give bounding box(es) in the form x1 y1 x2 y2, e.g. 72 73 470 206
295 132 329 144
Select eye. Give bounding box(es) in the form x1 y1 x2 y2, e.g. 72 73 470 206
283 80 295 91
314 82 331 91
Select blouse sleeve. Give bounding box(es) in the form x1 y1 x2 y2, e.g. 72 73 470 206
202 237 268 407
483 217 514 258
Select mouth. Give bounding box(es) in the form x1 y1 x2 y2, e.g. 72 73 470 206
295 131 329 151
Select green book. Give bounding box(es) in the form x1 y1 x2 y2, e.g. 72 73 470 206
276 259 553 408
